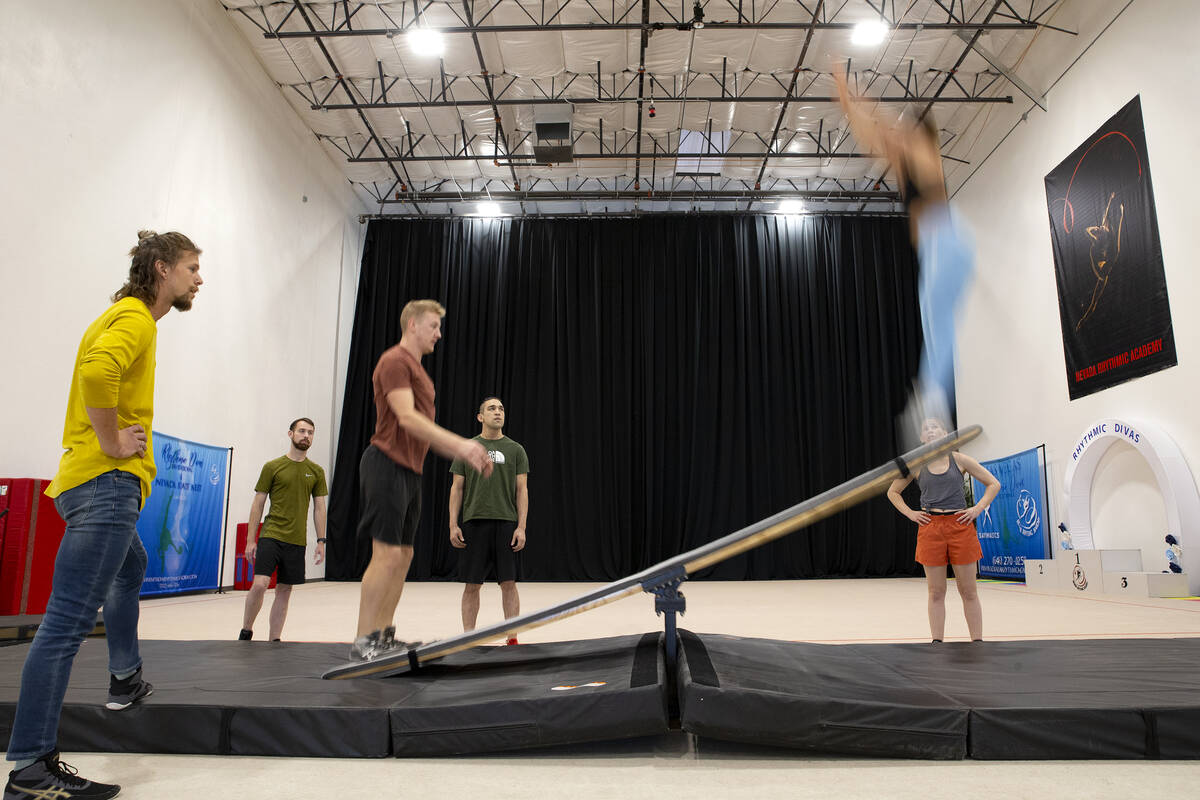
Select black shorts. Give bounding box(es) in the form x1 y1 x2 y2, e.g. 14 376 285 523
254 537 306 585
459 519 520 584
358 444 422 546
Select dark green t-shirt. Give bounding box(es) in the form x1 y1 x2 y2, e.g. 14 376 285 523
450 435 529 523
255 455 328 546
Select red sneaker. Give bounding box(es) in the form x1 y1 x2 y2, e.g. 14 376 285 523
505 637 519 646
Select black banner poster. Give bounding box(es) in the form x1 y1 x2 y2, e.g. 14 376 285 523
1044 95 1176 400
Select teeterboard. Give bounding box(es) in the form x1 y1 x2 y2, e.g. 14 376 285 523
323 425 981 679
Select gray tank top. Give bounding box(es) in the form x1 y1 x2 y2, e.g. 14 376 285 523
918 455 966 510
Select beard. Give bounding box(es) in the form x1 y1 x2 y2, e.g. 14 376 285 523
172 292 194 312
293 439 311 450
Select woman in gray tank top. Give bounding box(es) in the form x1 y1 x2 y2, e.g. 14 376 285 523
887 418 1001 643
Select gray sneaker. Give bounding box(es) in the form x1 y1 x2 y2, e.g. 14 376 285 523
349 630 383 661
106 667 153 711
379 625 396 650
380 626 422 650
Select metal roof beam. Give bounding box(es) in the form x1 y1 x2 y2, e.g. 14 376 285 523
373 189 899 202
348 150 882 163
265 21 1037 38
314 94 1012 110
363 210 909 219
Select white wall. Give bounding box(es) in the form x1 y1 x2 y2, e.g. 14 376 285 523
0 0 367 582
954 0 1199 568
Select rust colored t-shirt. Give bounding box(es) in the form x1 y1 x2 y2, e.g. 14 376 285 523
369 344 435 474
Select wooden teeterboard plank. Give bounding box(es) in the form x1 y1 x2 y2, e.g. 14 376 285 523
323 425 982 679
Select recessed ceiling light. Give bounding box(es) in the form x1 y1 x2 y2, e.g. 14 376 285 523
851 19 889 46
477 201 503 217
407 28 445 57
777 200 806 215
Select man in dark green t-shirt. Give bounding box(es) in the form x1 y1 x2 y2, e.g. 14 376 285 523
239 418 328 641
449 397 529 639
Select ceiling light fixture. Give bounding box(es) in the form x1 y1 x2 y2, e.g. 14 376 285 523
477 201 503 217
691 1 705 29
851 19 889 46
407 27 445 57
777 200 806 215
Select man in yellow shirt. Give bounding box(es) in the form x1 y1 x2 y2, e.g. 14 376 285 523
4 230 203 800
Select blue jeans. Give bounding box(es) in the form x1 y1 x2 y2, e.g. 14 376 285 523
6 470 147 761
916 204 976 416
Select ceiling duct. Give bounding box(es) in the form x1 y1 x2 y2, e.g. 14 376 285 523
533 104 574 163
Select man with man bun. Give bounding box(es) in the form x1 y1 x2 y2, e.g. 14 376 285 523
5 231 203 800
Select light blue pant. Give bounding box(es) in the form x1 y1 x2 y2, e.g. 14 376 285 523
915 205 976 417
6 470 147 761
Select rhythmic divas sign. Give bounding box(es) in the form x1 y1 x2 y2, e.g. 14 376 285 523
1063 418 1200 595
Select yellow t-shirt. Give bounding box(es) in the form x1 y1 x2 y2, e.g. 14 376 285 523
46 297 158 507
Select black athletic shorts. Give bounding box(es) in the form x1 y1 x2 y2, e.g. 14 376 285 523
254 537 306 585
358 444 422 546
459 518 519 584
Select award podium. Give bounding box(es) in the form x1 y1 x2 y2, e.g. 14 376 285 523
1025 549 1190 597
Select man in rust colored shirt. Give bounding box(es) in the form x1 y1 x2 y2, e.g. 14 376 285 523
351 299 492 660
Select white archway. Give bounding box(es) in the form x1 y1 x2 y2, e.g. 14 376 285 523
1064 419 1200 595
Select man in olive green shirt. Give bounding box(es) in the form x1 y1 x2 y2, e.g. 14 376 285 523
239 418 328 641
449 397 529 638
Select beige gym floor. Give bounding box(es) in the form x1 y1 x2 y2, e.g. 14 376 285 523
35 578 1200 797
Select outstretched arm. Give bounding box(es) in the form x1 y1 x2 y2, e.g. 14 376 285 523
387 388 493 476
833 66 892 156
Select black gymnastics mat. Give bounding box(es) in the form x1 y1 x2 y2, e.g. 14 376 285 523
0 633 668 758
677 630 1200 760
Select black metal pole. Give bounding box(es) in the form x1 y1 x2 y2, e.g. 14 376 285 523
216 446 234 593
1039 443 1052 557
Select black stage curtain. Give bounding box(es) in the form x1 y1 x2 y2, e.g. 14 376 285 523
327 215 926 582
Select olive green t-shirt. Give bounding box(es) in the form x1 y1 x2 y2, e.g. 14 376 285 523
450 435 529 523
255 455 328 546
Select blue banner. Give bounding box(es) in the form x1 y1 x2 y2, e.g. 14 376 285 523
136 432 229 596
971 446 1051 579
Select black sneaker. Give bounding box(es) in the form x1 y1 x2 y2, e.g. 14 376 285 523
4 752 119 799
106 667 153 711
238 628 253 641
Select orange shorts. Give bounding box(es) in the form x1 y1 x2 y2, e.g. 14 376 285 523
915 513 983 567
